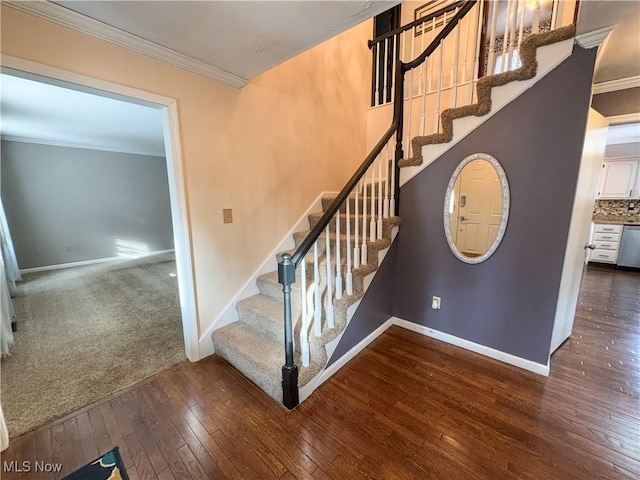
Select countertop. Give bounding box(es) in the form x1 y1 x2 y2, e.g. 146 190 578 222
592 215 640 225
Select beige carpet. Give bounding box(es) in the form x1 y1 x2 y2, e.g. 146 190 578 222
1 253 186 438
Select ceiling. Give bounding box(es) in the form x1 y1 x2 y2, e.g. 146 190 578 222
2 1 637 155
576 0 640 84
51 0 398 81
0 74 165 156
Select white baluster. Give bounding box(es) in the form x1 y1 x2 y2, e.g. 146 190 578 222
501 0 512 74
418 19 425 94
325 225 334 329
434 37 444 133
373 43 380 106
361 178 368 265
369 166 376 243
516 0 526 69
382 37 388 104
451 7 461 108
313 242 321 337
428 17 436 94
462 9 470 87
507 0 518 71
300 253 309 367
335 208 342 299
354 183 360 269
377 156 383 239
390 149 396 218
471 1 484 104
419 21 428 136
390 35 398 99
532 3 540 34
488 0 499 75
383 142 390 219
406 23 415 148
345 197 353 295
551 0 559 30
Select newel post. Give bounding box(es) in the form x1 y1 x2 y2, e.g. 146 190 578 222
278 253 299 409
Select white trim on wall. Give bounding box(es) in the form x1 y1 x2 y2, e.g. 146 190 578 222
198 192 334 358
0 134 165 158
392 318 550 376
20 249 175 274
575 25 614 50
317 316 550 386
593 75 640 95
1 55 201 362
3 1 247 89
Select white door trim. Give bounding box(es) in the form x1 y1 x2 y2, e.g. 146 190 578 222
1 54 200 361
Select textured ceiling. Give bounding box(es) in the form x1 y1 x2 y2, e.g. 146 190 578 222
577 0 640 84
53 0 398 80
0 74 165 156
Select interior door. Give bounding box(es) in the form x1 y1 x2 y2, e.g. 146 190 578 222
455 160 500 255
549 108 609 355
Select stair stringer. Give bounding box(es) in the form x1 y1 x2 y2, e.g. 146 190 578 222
298 225 399 402
399 31 576 187
198 191 335 357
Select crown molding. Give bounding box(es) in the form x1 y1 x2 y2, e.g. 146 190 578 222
593 76 640 95
4 1 247 89
575 25 614 49
1 135 166 157
607 113 640 125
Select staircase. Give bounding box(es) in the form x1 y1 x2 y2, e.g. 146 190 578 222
211 0 579 409
213 198 400 403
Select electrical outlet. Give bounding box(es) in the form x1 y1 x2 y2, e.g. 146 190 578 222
223 208 233 224
65 245 71 252
432 296 441 310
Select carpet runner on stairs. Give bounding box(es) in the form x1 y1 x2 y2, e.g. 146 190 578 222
212 196 400 404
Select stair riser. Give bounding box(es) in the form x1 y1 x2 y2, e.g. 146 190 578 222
309 213 384 233
321 197 386 215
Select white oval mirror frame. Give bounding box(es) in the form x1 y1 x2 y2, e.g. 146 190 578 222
443 153 510 264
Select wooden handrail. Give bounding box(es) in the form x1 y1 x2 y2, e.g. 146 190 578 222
368 1 466 47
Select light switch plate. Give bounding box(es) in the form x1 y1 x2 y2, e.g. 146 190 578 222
223 209 233 224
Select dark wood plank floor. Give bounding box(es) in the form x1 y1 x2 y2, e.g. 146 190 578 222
2 266 639 479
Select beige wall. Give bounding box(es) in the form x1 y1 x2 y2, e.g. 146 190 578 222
1 6 372 339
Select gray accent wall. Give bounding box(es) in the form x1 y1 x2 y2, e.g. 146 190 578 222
329 45 597 366
1 141 174 269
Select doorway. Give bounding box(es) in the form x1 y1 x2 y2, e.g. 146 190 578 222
0 56 199 436
1 56 198 360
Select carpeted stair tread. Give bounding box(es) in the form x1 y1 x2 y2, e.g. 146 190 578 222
236 294 286 341
212 322 284 402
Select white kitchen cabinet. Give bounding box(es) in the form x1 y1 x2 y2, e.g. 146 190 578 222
588 223 623 264
598 158 639 199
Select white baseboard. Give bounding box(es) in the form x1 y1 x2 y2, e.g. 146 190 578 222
19 249 175 274
308 313 550 392
391 317 550 376
198 191 337 358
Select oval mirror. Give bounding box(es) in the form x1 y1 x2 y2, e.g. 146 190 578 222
443 153 509 264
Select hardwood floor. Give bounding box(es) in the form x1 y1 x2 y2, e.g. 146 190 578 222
2 266 639 479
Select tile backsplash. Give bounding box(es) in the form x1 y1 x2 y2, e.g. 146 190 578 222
593 199 639 221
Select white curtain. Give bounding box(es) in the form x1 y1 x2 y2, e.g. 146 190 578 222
1 198 19 356
0 404 8 451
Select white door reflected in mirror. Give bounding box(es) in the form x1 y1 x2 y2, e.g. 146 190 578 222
444 153 510 264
